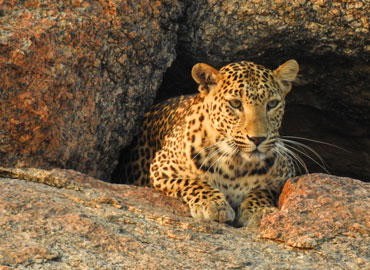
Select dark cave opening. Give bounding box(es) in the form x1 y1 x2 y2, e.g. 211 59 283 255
113 53 370 182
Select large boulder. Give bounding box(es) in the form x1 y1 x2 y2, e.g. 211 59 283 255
260 174 370 250
0 168 369 269
157 0 370 181
0 0 182 180
179 0 369 63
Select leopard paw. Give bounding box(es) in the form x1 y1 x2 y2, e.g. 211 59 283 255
237 206 277 227
189 199 235 223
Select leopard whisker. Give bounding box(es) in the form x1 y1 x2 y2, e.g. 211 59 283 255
283 143 330 175
274 145 301 174
282 136 348 152
191 140 219 162
280 139 327 166
275 142 309 176
207 146 225 172
211 140 239 174
212 150 229 175
199 145 222 171
199 139 232 172
280 138 329 173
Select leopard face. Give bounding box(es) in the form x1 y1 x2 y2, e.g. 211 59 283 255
192 60 299 164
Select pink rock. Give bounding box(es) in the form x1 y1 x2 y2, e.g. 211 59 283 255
259 173 370 248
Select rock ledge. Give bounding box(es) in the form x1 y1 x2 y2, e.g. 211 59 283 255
0 168 369 269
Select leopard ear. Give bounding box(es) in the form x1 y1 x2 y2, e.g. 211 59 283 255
273 59 299 95
192 63 223 95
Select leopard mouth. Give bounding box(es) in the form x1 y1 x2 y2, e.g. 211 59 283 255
227 139 275 161
248 150 267 160
234 147 266 162
236 143 277 162
235 143 268 153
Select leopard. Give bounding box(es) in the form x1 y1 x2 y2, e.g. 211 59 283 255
112 59 299 227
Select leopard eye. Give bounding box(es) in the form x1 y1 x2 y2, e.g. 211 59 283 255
267 99 280 110
229 99 242 109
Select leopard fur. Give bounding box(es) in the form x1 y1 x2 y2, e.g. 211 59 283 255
113 59 299 226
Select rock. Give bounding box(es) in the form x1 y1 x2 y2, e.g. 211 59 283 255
0 168 369 269
179 0 369 63
0 1 182 180
260 174 370 251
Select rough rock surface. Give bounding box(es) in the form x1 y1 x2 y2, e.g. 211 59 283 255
0 0 182 180
180 0 369 63
0 168 369 269
260 174 370 250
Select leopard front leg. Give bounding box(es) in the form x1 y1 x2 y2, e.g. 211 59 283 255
150 151 235 223
179 180 235 223
236 189 278 227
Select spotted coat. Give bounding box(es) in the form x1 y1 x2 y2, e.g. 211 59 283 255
115 60 299 226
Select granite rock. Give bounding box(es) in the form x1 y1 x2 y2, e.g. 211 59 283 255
0 168 369 269
260 174 370 249
0 0 182 180
180 0 370 63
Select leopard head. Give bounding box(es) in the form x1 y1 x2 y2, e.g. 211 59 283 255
191 59 299 162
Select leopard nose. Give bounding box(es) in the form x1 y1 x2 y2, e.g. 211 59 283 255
247 136 267 146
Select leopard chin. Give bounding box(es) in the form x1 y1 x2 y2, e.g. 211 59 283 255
240 150 267 163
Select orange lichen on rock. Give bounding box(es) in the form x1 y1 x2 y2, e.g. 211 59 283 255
0 1 182 180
